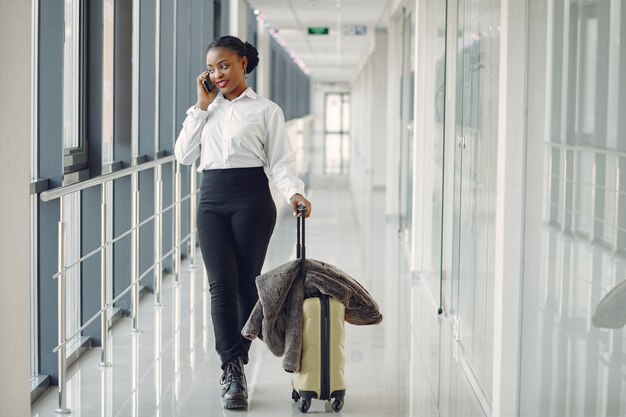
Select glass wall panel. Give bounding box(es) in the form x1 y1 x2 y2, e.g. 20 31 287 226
520 0 626 416
450 0 500 405
411 0 449 398
414 0 448 306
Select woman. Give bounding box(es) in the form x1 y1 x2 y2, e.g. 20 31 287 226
174 35 312 409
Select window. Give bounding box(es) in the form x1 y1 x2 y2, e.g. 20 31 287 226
324 93 350 174
62 0 88 178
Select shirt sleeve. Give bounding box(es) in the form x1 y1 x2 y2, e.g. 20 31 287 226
174 106 209 165
264 106 306 203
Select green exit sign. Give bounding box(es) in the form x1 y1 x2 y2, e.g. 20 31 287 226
308 27 329 35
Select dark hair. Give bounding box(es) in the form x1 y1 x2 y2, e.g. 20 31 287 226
206 36 259 73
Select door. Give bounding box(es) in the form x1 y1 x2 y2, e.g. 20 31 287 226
450 0 500 407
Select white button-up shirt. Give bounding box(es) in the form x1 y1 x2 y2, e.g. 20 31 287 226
174 87 305 202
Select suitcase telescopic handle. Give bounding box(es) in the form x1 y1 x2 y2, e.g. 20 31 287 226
296 205 306 281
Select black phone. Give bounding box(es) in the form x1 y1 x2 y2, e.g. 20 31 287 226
202 79 214 93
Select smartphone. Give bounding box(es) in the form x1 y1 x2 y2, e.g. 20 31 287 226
202 78 214 94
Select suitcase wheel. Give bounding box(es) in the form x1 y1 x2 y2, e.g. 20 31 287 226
298 398 311 413
292 389 300 402
332 398 344 412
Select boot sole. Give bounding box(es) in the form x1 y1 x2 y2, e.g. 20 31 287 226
223 399 248 409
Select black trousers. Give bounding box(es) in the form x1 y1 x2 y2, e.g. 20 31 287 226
197 167 277 368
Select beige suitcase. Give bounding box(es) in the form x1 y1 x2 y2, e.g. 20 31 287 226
290 206 346 413
291 295 346 412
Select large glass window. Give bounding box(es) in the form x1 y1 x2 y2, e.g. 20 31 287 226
269 36 311 120
323 93 350 174
62 0 84 355
520 1 626 416
31 0 218 390
62 0 88 176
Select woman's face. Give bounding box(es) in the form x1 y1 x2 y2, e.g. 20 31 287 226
206 47 248 99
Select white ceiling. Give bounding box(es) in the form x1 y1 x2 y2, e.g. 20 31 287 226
247 0 389 83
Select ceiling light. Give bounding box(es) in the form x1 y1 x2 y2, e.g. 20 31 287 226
253 9 260 15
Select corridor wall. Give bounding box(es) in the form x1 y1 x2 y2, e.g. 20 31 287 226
388 0 626 415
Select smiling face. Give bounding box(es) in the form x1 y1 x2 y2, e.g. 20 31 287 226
206 47 248 101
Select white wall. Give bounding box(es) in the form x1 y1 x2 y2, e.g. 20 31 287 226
385 12 403 217
349 32 389 231
349 54 373 229
371 34 388 189
346 32 390 287
0 0 32 415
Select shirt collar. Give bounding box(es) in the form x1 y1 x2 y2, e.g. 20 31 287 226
215 87 257 102
241 87 258 99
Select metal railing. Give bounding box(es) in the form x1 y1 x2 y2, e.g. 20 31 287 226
40 156 198 414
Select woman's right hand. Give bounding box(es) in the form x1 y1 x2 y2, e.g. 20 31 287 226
195 70 216 110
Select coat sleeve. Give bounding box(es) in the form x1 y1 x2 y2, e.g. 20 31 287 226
281 277 305 372
241 301 264 340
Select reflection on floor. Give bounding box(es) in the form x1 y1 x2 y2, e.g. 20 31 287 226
31 177 484 417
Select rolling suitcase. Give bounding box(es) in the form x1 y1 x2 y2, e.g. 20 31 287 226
291 206 346 413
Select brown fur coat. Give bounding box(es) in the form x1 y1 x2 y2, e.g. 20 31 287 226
241 258 383 372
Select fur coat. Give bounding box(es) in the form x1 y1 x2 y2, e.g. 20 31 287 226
241 258 383 372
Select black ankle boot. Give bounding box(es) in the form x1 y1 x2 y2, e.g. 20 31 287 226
220 356 248 409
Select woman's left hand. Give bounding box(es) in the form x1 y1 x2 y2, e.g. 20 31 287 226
290 194 312 218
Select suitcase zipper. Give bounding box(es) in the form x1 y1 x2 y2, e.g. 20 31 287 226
320 294 330 400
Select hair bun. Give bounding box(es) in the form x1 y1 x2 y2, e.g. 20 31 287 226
244 41 259 73
206 36 260 73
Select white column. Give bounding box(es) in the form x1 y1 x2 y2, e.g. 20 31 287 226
411 0 426 271
492 0 529 416
0 0 31 415
255 18 270 98
228 0 248 39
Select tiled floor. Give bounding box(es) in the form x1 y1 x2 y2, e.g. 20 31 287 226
31 175 484 417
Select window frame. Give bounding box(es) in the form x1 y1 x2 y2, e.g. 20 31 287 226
62 0 88 176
